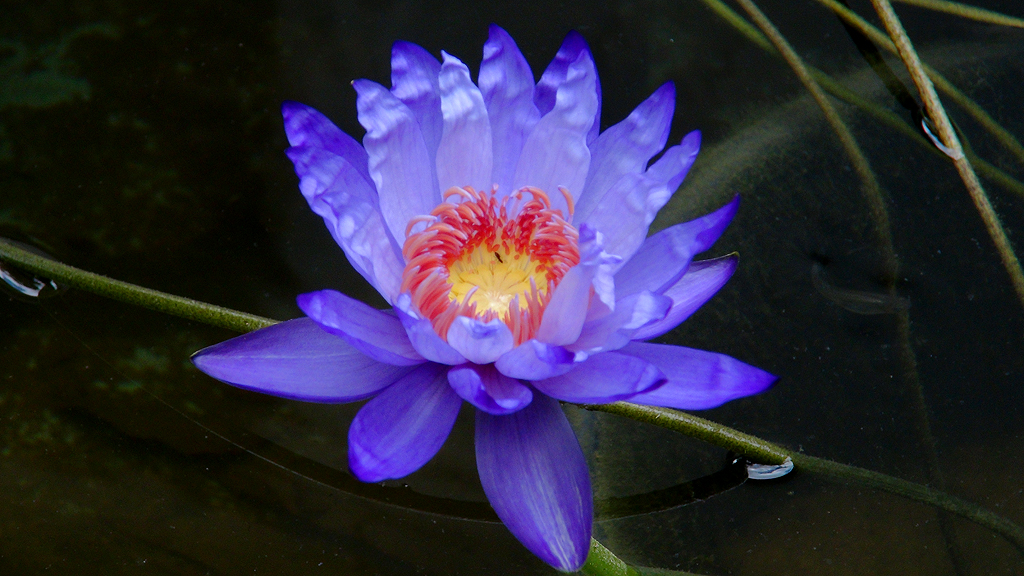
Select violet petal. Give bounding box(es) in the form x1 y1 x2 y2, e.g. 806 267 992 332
393 293 468 365
532 351 665 403
534 31 601 145
437 51 493 193
536 225 619 345
618 342 777 410
446 316 515 365
631 255 738 340
285 142 405 302
513 48 598 217
494 339 577 380
282 101 372 185
479 25 540 199
192 318 412 403
390 41 443 171
575 82 675 224
614 195 739 298
447 364 532 415
569 290 672 353
349 364 461 481
298 290 425 366
355 79 438 242
476 394 592 572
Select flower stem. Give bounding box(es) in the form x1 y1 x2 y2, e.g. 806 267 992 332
581 538 640 576
0 237 277 333
581 402 1024 554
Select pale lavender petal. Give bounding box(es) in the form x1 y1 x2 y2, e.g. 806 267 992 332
534 31 601 144
575 83 675 224
390 41 443 165
285 143 405 302
476 394 592 572
282 101 372 185
643 130 702 218
569 291 672 353
618 342 777 410
355 79 438 242
614 195 739 298
446 316 515 365
192 318 411 403
393 293 467 365
349 364 460 481
298 290 425 366
479 25 540 198
631 255 738 340
435 52 493 193
494 339 578 380
447 364 532 415
582 131 702 265
532 351 665 403
513 48 598 216
536 225 619 345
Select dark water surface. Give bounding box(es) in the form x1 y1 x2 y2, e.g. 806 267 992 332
1 0 1022 574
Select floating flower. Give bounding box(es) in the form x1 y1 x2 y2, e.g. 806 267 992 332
192 25 775 572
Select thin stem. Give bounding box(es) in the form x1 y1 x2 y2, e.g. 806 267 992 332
895 0 1024 29
869 0 1024 309
733 0 895 279
817 0 1024 168
583 402 1024 554
0 237 276 333
695 0 1024 200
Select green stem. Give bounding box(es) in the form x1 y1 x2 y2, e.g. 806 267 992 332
581 538 640 576
0 237 276 333
583 402 1024 554
3 238 1023 557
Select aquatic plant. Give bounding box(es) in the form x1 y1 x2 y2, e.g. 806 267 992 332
189 26 775 571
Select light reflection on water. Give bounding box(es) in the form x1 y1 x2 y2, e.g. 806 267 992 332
1 1 1022 574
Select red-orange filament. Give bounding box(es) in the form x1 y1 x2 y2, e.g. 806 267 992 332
401 186 580 345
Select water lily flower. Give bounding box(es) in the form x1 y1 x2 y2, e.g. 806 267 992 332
192 25 775 572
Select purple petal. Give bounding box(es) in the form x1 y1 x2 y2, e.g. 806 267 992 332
534 31 601 145
581 131 702 266
298 290 425 366
282 101 372 186
532 351 665 403
479 25 541 198
536 225 619 345
476 394 592 571
447 363 533 415
575 83 675 224
436 52 493 193
631 255 738 340
390 41 443 169
643 130 702 217
349 364 461 481
393 293 468 365
355 79 438 243
285 141 405 302
446 316 515 365
614 195 739 298
569 291 672 353
617 342 777 410
494 339 578 380
513 47 598 216
191 318 411 402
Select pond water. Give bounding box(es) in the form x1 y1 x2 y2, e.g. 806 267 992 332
1 0 1022 574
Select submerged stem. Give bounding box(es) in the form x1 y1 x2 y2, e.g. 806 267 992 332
868 0 1024 309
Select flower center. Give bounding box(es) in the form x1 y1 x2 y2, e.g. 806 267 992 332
401 186 580 345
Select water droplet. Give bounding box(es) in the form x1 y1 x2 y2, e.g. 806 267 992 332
0 238 68 300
